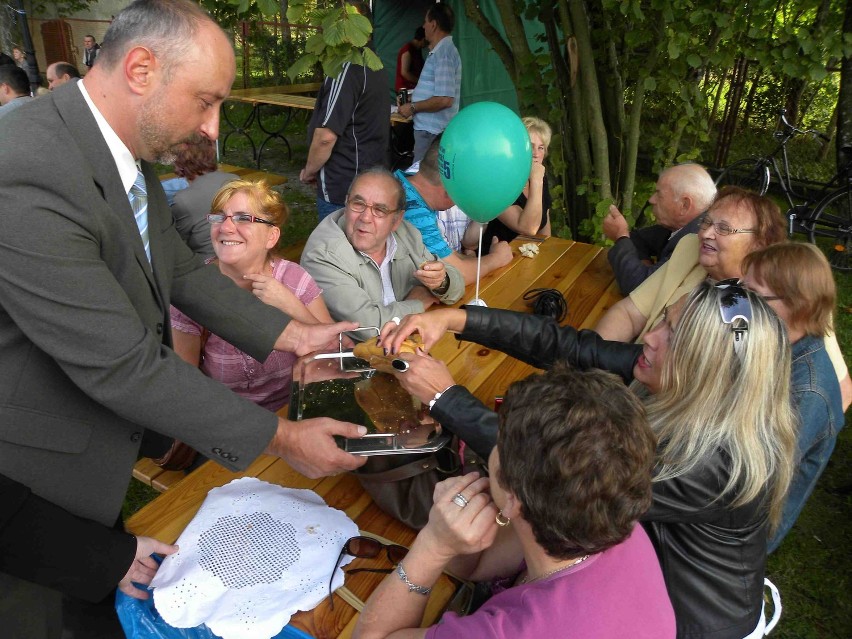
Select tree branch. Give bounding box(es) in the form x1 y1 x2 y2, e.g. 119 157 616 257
461 0 516 76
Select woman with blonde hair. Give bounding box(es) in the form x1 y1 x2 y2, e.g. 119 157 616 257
171 179 332 411
742 242 842 552
479 116 553 253
380 279 797 637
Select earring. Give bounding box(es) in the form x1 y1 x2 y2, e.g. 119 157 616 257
495 511 511 527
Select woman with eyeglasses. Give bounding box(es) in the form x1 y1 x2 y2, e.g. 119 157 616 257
378 279 796 638
171 179 332 411
595 185 851 410
741 243 843 553
353 365 675 639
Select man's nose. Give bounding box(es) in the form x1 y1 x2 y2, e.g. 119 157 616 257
200 108 221 142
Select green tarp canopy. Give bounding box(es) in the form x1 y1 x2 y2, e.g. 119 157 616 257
372 0 541 114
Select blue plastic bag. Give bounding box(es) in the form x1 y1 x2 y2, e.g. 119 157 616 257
115 586 314 639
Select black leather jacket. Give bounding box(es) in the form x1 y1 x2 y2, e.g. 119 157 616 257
431 306 766 639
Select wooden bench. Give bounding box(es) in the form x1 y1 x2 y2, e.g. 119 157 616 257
159 163 288 187
228 82 322 98
132 458 187 493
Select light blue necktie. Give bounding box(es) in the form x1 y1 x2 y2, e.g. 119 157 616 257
129 170 151 262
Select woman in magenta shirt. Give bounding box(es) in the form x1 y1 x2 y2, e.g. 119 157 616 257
351 365 675 639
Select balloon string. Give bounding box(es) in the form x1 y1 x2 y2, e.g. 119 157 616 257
475 225 482 301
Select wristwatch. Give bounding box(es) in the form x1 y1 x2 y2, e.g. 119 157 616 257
409 102 417 115
431 273 450 295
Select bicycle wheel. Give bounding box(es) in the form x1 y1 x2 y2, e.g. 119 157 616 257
808 185 852 272
715 159 771 195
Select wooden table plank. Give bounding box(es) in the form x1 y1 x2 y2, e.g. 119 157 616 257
126 455 278 541
157 164 287 187
579 279 623 330
561 249 615 329
230 83 322 98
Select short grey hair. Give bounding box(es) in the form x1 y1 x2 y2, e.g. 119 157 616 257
97 0 215 81
661 163 717 214
348 167 407 213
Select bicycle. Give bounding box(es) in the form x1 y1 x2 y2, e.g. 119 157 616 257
715 109 852 272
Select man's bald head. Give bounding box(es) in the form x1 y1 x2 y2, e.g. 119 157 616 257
46 62 80 90
97 0 220 81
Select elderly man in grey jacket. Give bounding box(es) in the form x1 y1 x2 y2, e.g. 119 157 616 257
302 167 464 334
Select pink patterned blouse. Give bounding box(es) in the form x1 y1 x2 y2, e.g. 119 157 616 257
170 258 323 412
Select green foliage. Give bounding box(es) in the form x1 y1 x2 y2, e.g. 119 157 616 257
30 0 94 16
283 0 381 79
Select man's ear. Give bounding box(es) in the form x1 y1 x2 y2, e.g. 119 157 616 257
389 210 405 233
124 46 157 96
679 194 693 219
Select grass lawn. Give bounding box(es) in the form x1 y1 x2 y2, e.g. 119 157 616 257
134 120 851 636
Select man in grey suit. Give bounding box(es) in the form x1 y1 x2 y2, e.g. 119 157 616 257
0 1 365 636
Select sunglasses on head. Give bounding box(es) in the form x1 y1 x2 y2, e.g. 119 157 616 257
714 278 752 353
327 536 409 609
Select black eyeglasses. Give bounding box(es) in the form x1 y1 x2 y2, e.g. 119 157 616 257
207 212 275 226
346 197 398 218
328 536 409 608
714 278 752 351
698 215 756 236
737 278 784 302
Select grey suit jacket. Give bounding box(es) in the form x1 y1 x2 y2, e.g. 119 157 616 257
0 83 288 527
172 170 239 258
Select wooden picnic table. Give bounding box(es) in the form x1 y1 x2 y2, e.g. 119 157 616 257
126 236 620 638
158 163 288 187
221 88 409 170
229 82 324 98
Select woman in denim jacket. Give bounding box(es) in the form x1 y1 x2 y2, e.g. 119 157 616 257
742 243 843 552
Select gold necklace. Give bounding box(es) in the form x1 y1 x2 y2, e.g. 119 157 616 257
520 554 591 585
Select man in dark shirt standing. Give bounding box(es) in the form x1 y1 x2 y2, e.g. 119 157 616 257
300 2 389 221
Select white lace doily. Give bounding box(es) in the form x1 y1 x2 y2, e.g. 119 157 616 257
151 477 359 639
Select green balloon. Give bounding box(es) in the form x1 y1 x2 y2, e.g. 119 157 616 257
438 102 532 223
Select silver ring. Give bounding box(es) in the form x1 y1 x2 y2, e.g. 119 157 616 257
391 316 402 326
391 358 410 373
452 493 469 508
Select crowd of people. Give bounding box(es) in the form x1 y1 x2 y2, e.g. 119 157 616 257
0 36 97 114
0 1 846 638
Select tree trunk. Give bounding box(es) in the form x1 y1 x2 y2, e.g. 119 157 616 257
818 102 837 162
556 0 592 188
462 1 517 82
709 71 727 124
715 56 749 168
837 0 852 172
542 1 585 238
280 0 291 41
568 0 611 200
741 67 762 129
622 47 659 216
